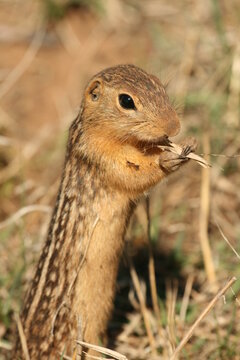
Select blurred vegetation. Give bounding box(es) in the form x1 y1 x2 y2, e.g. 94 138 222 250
44 0 104 21
0 0 240 359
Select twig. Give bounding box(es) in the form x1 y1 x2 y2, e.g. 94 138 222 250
0 204 51 230
14 313 30 360
170 276 237 360
76 340 128 360
128 255 156 353
199 132 216 284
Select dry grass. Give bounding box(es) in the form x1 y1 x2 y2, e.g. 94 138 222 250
1 0 240 359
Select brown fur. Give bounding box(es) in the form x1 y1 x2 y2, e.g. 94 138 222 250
14 64 196 359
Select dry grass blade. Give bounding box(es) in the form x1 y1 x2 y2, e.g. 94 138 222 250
0 340 12 351
58 354 71 360
186 152 210 167
82 351 114 359
76 340 128 360
180 274 194 324
169 276 237 360
0 20 45 100
14 313 30 360
146 197 162 337
158 142 210 168
83 350 126 360
117 313 141 342
0 135 15 146
226 44 240 125
230 287 240 307
199 132 216 284
216 221 240 261
0 126 52 185
128 255 156 353
166 280 178 354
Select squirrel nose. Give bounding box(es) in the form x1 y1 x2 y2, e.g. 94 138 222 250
164 114 181 137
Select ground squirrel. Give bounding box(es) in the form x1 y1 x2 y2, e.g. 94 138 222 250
14 64 197 359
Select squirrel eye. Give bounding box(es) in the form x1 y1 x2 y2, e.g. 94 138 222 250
119 94 136 110
91 92 99 101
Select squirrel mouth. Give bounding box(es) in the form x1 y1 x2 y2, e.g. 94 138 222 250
135 135 171 153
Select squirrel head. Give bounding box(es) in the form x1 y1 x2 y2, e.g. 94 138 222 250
81 64 180 146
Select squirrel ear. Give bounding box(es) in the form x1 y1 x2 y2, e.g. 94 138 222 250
87 79 102 101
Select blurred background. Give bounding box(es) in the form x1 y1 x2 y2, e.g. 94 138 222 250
0 0 240 359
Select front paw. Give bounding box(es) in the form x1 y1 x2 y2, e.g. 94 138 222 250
180 137 198 156
159 151 188 173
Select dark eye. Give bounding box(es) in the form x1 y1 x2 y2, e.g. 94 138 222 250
119 94 136 110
